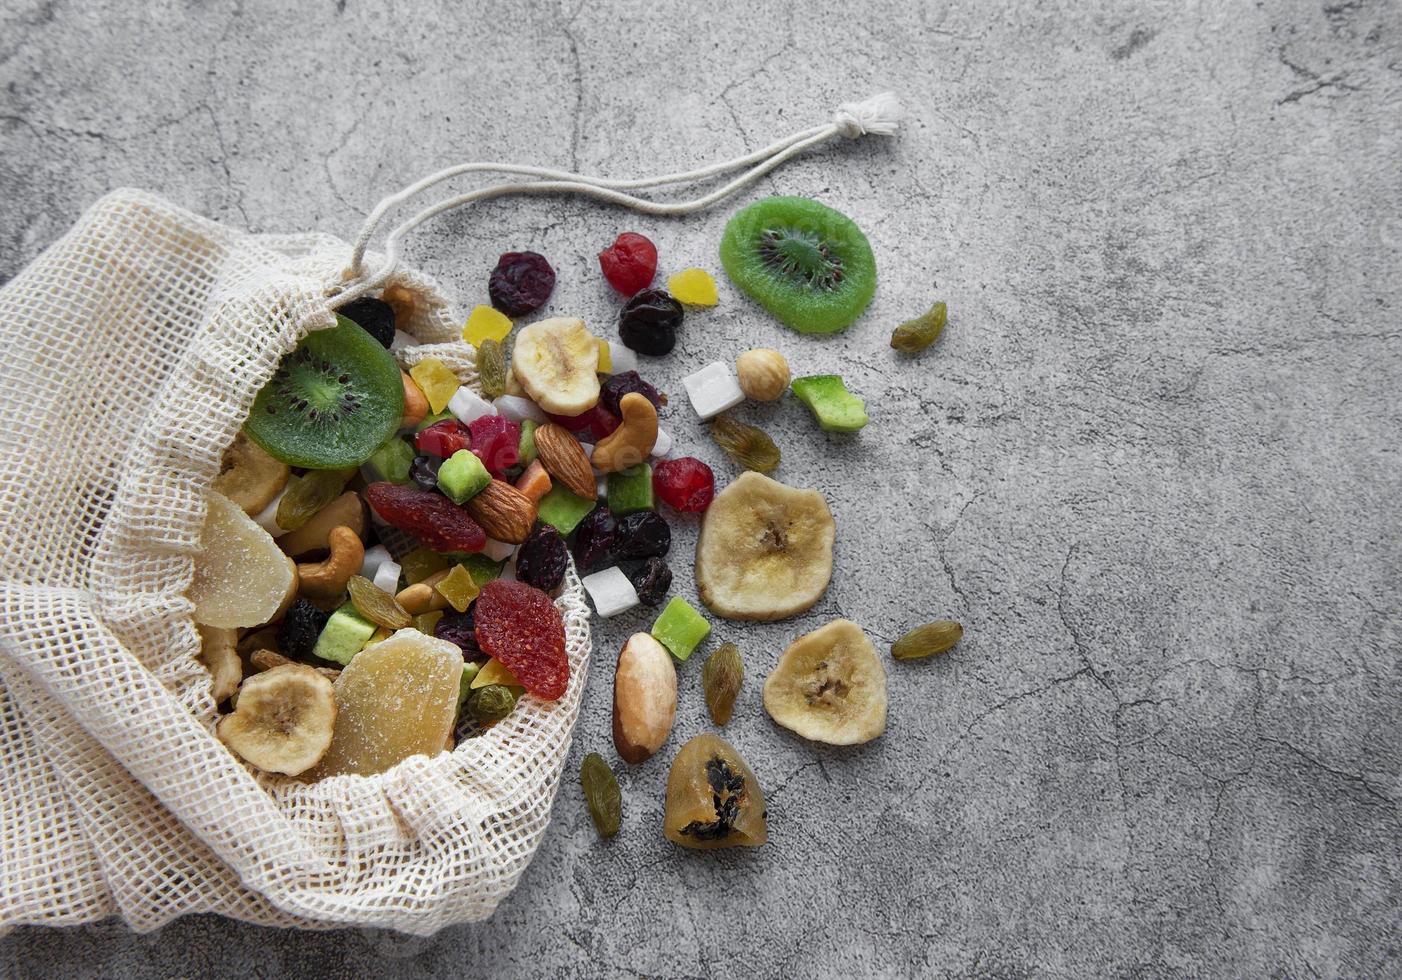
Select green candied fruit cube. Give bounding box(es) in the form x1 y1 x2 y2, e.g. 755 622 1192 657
518 419 540 467
366 434 415 484
312 603 376 665
650 596 711 661
606 463 653 515
537 485 597 534
790 374 869 433
457 552 505 584
437 449 492 504
457 661 482 711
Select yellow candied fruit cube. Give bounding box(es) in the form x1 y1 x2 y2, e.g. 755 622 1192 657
434 564 479 612
471 656 522 689
596 337 612 374
463 305 515 347
667 267 718 307
414 609 444 635
363 626 395 648
409 357 461 414
401 548 450 584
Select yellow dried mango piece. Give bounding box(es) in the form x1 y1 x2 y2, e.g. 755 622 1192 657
471 656 522 689
414 609 444 635
667 268 718 307
434 564 479 612
409 357 461 413
596 337 612 373
401 547 450 584
463 305 514 346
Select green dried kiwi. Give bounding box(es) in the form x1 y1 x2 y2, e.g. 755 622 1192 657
891 301 947 355
709 414 780 473
346 575 412 630
580 751 622 838
891 620 963 660
702 642 743 726
465 684 517 723
718 196 877 335
477 337 507 400
244 315 404 469
276 468 351 532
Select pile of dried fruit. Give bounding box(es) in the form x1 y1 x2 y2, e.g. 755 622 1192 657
189 196 963 851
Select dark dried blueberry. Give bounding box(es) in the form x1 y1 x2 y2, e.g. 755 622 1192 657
626 557 672 606
614 511 670 560
278 599 330 659
515 524 569 592
572 506 618 574
410 454 441 491
489 251 556 317
600 370 663 417
618 288 682 356
434 604 485 661
338 297 396 348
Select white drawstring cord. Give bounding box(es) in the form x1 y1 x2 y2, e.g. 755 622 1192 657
336 92 902 302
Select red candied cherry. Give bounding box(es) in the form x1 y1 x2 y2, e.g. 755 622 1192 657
652 457 714 512
415 419 472 458
467 415 521 477
598 232 657 296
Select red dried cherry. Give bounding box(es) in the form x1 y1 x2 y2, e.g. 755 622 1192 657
652 457 714 512
415 419 472 458
365 482 486 553
598 232 657 296
473 580 569 700
467 415 521 477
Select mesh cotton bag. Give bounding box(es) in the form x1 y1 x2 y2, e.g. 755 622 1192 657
0 95 900 933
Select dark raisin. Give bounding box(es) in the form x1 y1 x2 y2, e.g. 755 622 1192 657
618 288 682 356
572 506 618 574
626 556 672 606
515 524 569 592
600 370 663 417
434 604 485 661
338 297 396 348
489 251 556 317
410 454 441 491
278 599 330 659
614 511 670 560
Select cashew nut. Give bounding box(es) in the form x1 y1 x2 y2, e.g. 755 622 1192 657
591 392 658 473
296 525 364 598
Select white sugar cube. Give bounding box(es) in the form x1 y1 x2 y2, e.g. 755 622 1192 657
255 488 288 537
604 341 638 375
448 387 497 424
596 474 607 499
390 330 418 352
372 561 402 595
683 362 745 419
581 566 640 618
650 427 673 458
480 537 517 562
360 544 392 580
493 394 546 423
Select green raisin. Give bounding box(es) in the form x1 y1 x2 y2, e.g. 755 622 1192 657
465 684 517 723
580 751 621 838
890 301 947 355
477 337 507 400
275 468 351 532
709 414 780 473
346 575 412 630
891 620 963 660
702 642 743 726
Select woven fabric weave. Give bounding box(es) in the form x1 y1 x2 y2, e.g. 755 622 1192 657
0 189 591 934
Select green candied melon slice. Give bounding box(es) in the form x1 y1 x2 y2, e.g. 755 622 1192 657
790 375 869 432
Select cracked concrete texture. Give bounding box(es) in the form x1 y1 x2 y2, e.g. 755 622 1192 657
2 0 1399 975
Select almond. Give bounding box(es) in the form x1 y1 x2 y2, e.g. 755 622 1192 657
533 423 597 500
464 479 536 543
612 633 678 764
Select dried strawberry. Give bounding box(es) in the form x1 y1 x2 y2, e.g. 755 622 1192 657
415 419 472 458
365 482 486 553
473 580 569 700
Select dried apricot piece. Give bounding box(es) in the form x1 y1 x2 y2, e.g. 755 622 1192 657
473 580 569 700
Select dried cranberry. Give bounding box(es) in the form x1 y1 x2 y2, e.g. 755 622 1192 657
515 524 569 592
600 370 662 417
467 415 521 477
652 457 714 512
598 232 657 295
614 511 670 560
489 251 555 317
434 605 485 661
338 297 396 348
626 557 672 607
618 288 682 356
416 419 472 458
572 506 618 574
544 404 620 442
365 482 486 553
410 454 441 491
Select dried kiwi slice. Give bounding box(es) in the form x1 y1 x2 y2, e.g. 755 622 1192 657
719 196 876 335
244 316 404 469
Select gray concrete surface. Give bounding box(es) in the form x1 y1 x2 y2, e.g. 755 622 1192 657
2 0 1400 975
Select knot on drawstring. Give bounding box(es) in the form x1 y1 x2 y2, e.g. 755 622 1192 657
832 92 904 139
